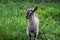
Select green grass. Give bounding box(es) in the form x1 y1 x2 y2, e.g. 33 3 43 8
0 2 60 40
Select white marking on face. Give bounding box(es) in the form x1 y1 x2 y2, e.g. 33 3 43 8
29 11 32 15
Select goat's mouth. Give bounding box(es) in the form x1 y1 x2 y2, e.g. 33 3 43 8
26 17 28 19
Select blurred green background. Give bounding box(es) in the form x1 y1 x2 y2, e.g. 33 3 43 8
0 0 60 40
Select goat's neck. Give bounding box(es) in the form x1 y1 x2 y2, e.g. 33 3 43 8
28 14 34 24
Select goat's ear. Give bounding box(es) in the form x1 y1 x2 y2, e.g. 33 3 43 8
33 6 38 12
23 6 28 11
24 7 28 11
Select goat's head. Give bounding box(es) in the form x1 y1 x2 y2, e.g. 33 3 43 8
24 6 38 19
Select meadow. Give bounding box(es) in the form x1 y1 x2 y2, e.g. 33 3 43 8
0 1 60 40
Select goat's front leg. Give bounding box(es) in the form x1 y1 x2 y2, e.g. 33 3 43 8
34 32 38 40
27 33 31 40
34 33 38 40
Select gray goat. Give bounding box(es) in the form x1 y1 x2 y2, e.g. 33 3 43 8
25 6 39 40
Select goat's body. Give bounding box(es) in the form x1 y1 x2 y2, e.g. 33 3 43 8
25 6 39 40
27 13 39 40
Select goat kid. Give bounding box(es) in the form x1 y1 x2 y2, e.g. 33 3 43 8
25 6 39 40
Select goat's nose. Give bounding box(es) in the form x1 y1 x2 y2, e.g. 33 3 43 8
26 16 28 19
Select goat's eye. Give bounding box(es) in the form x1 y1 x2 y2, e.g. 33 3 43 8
29 13 32 16
26 10 33 16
